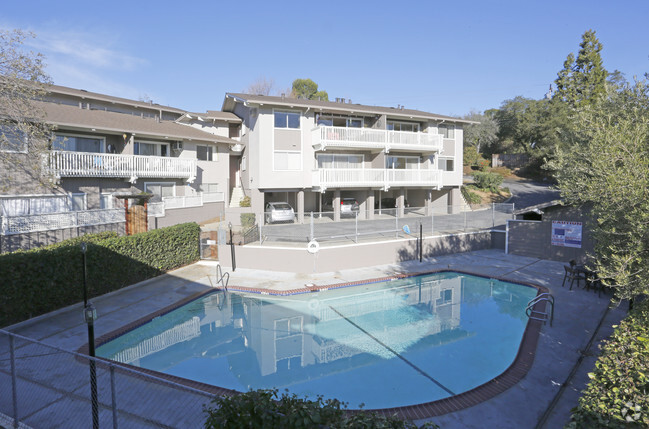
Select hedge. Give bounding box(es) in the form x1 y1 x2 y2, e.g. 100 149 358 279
204 389 439 429
566 299 649 428
0 222 200 327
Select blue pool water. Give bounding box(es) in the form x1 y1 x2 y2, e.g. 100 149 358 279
97 272 538 409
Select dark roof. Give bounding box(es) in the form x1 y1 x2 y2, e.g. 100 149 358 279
223 93 476 124
37 100 240 144
513 199 564 215
47 84 187 114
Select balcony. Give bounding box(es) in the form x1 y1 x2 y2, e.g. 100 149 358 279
48 151 197 183
313 168 442 191
312 126 443 153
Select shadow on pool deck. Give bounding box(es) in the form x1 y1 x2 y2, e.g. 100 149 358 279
4 249 627 429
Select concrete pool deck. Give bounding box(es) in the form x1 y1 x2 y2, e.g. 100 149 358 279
4 249 627 428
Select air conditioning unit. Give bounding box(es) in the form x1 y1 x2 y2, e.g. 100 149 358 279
171 142 183 153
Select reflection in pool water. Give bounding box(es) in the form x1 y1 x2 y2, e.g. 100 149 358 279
97 272 537 409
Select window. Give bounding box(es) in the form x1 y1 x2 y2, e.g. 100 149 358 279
100 193 114 209
69 193 86 211
438 157 454 171
317 154 363 169
387 121 420 132
274 111 300 129
134 141 169 156
436 289 453 305
0 124 28 153
387 155 419 169
316 115 363 128
196 145 214 161
144 182 175 202
53 134 104 153
274 151 301 170
438 124 455 139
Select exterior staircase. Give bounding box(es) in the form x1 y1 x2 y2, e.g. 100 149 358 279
229 187 245 207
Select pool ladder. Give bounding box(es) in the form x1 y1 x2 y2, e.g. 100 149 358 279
526 293 554 326
215 265 229 291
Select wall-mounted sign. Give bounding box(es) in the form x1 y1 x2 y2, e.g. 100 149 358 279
551 221 582 248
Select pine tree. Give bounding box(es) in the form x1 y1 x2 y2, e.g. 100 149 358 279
553 30 608 108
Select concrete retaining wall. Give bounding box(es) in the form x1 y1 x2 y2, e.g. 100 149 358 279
218 231 494 274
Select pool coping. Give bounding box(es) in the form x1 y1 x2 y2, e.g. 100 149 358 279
80 268 549 420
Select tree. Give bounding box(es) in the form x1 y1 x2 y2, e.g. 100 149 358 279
0 29 53 192
554 30 608 108
550 78 649 300
494 96 569 155
291 78 328 101
462 110 499 162
244 76 275 96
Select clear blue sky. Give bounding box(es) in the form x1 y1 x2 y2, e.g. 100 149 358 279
3 0 648 117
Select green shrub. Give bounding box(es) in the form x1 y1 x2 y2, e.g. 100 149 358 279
0 222 200 327
239 196 251 207
461 186 481 204
473 171 503 192
566 300 649 428
463 146 483 167
240 213 256 228
490 166 512 178
204 389 439 429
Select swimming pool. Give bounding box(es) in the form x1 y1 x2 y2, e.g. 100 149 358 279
96 272 540 411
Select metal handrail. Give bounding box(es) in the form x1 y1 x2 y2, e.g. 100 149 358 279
526 293 554 326
215 265 229 290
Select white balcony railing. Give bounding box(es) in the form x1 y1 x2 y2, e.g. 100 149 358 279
1 208 124 235
313 168 442 191
162 192 225 210
312 126 443 153
48 151 197 182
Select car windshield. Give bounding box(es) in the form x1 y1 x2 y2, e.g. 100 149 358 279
342 199 356 204
272 203 292 210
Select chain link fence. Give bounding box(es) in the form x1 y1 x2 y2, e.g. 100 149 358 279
240 203 513 245
0 329 216 429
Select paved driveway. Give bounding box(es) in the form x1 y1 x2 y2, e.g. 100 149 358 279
503 178 561 210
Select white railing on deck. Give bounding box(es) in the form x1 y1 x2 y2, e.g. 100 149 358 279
201 192 225 203
312 126 443 152
1 208 124 235
48 151 197 180
314 168 442 190
162 192 224 210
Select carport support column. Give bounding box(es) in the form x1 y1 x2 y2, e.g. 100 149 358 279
397 190 405 218
297 190 304 224
333 190 341 222
367 192 375 220
425 189 433 216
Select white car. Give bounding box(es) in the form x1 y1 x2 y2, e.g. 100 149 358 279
265 202 295 224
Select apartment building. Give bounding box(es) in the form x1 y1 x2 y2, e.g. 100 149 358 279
221 93 471 222
1 83 471 250
0 85 241 249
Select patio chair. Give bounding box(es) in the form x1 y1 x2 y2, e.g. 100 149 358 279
562 265 587 290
